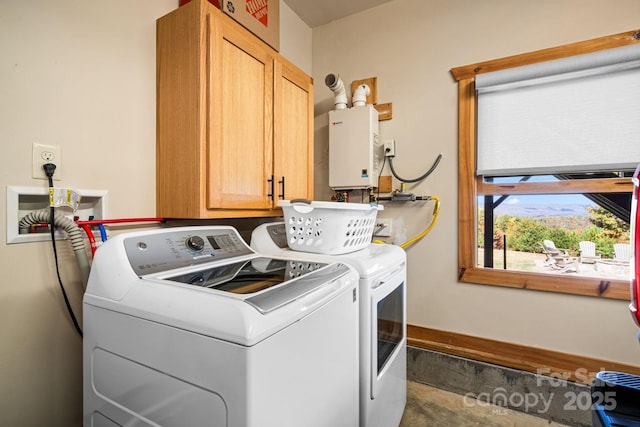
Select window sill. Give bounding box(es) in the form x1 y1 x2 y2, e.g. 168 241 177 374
459 267 630 300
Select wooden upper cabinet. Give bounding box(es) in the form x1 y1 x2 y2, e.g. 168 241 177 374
156 0 313 218
274 61 314 202
208 14 274 210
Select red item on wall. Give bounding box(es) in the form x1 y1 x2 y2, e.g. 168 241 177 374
631 164 640 328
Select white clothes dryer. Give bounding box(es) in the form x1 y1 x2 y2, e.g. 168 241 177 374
251 222 407 427
83 226 359 427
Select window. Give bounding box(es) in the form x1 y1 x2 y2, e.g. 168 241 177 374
451 30 640 299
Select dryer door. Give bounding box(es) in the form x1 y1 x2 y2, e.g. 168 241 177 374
370 266 406 399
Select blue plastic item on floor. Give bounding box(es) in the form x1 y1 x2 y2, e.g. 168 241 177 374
591 371 640 426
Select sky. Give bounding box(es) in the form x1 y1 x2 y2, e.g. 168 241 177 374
502 194 591 205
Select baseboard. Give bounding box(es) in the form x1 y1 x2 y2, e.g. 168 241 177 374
407 324 640 384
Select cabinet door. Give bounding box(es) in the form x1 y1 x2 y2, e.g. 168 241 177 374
208 14 274 209
273 61 314 202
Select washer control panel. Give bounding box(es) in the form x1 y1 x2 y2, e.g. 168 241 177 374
123 227 253 276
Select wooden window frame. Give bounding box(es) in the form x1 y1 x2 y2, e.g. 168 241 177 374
450 30 640 300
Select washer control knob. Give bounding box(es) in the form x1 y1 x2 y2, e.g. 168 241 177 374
185 236 205 252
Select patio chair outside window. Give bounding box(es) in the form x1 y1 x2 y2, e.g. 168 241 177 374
613 243 631 264
542 240 570 258
540 240 574 271
579 241 602 264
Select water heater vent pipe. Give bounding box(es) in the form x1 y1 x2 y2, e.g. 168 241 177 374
352 84 370 107
325 73 348 110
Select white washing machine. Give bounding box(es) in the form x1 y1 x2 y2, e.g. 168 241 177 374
251 222 407 427
83 226 359 427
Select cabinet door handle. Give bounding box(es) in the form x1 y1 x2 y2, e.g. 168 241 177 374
278 176 285 200
267 175 274 201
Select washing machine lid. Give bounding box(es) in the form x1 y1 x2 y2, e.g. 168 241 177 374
251 222 406 278
162 256 336 313
85 226 358 346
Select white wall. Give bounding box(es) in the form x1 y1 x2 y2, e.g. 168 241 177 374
279 1 312 73
0 2 176 425
312 0 640 366
0 1 310 425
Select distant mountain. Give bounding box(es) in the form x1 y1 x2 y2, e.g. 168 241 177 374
493 203 592 217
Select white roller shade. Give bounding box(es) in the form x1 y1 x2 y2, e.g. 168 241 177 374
476 44 640 176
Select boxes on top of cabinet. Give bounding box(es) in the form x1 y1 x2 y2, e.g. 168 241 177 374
181 0 279 51
223 0 279 51
179 0 221 8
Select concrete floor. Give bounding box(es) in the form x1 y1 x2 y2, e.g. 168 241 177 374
400 381 572 427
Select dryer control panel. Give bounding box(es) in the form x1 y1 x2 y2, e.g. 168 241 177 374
123 227 253 276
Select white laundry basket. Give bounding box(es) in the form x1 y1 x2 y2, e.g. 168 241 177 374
279 199 383 255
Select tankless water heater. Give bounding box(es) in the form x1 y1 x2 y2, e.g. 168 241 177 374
329 105 379 190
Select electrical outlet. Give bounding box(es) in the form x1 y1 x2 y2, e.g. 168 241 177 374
374 219 393 237
32 143 61 180
384 139 396 157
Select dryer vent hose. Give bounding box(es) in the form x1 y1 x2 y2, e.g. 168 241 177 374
19 209 91 289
